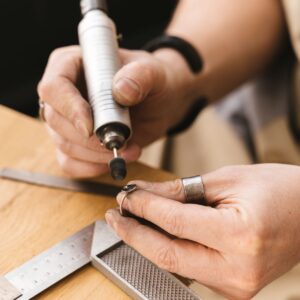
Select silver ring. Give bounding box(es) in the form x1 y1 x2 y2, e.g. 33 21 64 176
39 100 46 122
181 176 205 204
119 184 138 216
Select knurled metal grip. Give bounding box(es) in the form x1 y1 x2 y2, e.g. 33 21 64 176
78 7 132 144
93 244 200 300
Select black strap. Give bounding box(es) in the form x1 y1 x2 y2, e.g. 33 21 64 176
143 35 207 134
167 97 208 135
143 35 203 74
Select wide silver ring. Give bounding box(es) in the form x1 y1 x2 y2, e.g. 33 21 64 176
119 184 138 216
181 176 205 204
39 100 46 122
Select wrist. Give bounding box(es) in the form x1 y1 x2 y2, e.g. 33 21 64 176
152 48 199 102
152 48 207 135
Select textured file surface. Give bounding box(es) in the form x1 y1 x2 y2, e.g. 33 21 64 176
101 244 200 300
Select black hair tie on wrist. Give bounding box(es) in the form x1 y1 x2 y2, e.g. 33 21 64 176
143 35 207 135
143 35 204 74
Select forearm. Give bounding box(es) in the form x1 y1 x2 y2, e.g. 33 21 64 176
158 0 287 102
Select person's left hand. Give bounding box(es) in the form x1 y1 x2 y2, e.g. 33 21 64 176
105 164 300 300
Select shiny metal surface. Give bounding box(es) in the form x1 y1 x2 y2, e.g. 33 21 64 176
2 221 202 300
92 244 201 300
181 176 205 204
0 277 21 300
78 9 132 145
0 168 120 197
4 224 94 300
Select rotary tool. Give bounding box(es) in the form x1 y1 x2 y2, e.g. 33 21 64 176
78 0 132 180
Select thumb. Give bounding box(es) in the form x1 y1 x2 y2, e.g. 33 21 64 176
112 58 166 106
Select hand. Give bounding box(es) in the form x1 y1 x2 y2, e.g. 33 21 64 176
38 46 195 177
105 164 300 299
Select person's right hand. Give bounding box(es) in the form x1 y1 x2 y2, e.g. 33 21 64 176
38 46 196 177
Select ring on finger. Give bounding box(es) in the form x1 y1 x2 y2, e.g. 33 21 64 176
181 176 205 204
119 184 138 216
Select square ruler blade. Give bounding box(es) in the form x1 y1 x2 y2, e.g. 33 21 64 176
1 221 201 300
1 224 94 300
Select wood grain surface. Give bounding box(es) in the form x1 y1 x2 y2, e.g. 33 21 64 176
0 105 176 299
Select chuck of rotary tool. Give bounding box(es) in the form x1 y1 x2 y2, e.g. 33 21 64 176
79 0 132 181
97 123 130 181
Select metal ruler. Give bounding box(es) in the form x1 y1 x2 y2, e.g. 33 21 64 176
0 168 120 197
0 221 201 300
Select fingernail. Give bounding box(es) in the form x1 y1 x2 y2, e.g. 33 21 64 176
115 78 141 102
75 119 90 138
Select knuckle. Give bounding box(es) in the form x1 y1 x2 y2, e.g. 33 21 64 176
128 60 155 83
56 139 73 156
219 165 250 180
37 79 52 100
163 206 184 237
218 165 240 179
155 241 178 273
56 151 72 173
235 269 264 299
73 101 90 117
139 62 155 82
49 46 82 71
168 179 183 198
48 47 71 62
241 225 268 257
133 193 148 219
118 225 131 243
85 135 103 151
43 105 57 127
38 78 61 101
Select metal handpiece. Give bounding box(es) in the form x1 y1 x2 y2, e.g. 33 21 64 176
78 0 131 180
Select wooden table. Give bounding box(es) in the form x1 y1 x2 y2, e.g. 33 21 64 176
0 105 175 299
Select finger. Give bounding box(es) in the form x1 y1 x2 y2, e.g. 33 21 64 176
38 46 93 138
113 51 166 106
201 166 245 206
116 189 230 250
44 103 104 151
48 126 141 164
44 104 142 163
56 149 108 178
125 179 186 202
126 171 233 207
105 209 223 284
